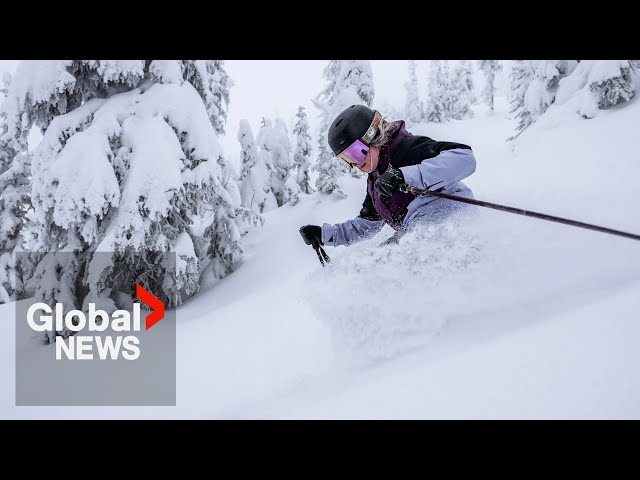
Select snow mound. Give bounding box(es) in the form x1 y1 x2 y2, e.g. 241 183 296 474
303 210 483 365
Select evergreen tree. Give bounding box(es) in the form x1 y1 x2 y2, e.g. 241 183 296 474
404 60 423 124
292 106 313 194
2 60 243 338
588 60 637 109
237 119 274 218
478 60 502 111
507 60 537 139
447 60 475 120
256 117 298 206
508 60 577 139
179 60 232 135
424 60 448 123
0 71 30 304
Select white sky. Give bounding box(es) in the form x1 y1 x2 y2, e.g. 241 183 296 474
0 59 425 168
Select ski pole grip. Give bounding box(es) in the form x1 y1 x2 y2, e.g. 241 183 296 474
400 183 415 195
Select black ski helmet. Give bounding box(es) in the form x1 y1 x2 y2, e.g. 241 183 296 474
328 104 379 156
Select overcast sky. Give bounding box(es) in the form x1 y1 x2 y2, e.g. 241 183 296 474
0 60 417 168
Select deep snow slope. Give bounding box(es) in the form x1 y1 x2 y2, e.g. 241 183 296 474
1 97 639 419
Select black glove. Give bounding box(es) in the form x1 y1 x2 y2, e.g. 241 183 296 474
374 168 405 201
299 225 323 248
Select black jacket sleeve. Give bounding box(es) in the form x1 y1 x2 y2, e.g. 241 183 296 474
358 189 382 221
391 136 471 168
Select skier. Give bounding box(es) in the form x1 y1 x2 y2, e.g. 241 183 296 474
299 104 477 249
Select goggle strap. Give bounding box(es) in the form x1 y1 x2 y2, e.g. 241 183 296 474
361 110 382 144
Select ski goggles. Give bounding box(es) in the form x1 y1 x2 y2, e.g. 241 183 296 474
337 139 370 165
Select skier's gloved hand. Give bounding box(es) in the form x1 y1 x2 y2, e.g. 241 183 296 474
299 225 323 248
375 168 405 201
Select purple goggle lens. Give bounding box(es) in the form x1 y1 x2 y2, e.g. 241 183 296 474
337 139 370 165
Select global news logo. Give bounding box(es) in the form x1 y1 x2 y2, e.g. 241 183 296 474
25 284 164 361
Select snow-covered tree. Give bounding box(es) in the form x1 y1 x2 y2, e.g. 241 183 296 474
2 60 243 337
528 61 576 117
179 60 232 135
507 60 536 138
447 61 475 120
320 60 375 112
0 72 30 304
273 118 300 205
424 60 448 123
256 117 299 206
404 60 423 124
0 150 29 304
0 72 9 102
313 60 375 194
0 255 12 303
314 130 345 196
553 60 637 119
282 176 301 206
30 248 80 340
239 119 259 183
292 106 313 194
238 119 277 214
508 60 577 139
0 137 23 304
478 60 502 111
587 61 636 109
459 60 477 104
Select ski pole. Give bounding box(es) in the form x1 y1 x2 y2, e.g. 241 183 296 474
401 184 640 242
314 242 331 267
306 232 331 267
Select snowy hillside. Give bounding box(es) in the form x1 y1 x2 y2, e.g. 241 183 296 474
2 96 640 419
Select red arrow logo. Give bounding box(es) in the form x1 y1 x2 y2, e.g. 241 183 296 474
136 284 165 330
